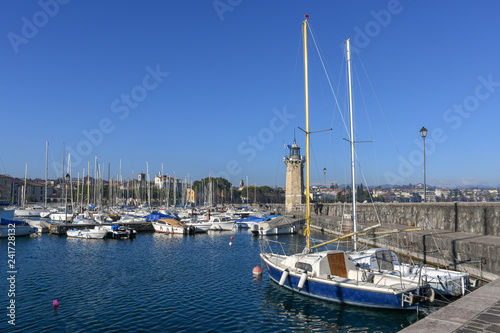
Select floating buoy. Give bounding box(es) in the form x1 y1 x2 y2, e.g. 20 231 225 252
279 270 289 287
230 236 234 240
253 265 263 276
297 272 308 291
53 300 59 307
229 241 232 246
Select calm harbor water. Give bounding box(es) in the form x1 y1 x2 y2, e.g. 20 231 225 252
0 210 436 332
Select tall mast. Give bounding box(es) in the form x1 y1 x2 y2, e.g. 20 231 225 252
87 161 90 207
23 163 28 206
147 160 150 207
346 38 357 250
45 141 48 207
303 15 311 249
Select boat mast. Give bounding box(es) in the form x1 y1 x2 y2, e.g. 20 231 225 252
23 163 28 207
303 15 311 249
45 141 48 207
346 38 357 250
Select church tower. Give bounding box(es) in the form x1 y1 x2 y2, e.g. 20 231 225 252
284 140 304 211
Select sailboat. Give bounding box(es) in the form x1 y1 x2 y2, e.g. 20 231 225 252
260 17 432 310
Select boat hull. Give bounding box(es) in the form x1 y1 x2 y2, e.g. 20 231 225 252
66 227 107 239
152 222 194 235
0 224 35 238
261 253 419 310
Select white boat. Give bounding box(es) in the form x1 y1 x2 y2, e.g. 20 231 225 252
350 247 470 297
66 226 108 239
0 218 36 237
182 218 211 233
14 205 45 217
250 216 304 235
208 216 236 231
72 214 98 224
260 19 432 310
101 225 137 239
118 214 146 224
152 218 195 235
27 219 51 233
49 210 74 222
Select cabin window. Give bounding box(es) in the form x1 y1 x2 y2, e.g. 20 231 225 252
375 250 394 271
295 262 312 272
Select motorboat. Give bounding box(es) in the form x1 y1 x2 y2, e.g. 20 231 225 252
251 216 304 236
208 216 236 231
0 218 36 237
152 218 195 235
66 226 108 239
102 225 137 239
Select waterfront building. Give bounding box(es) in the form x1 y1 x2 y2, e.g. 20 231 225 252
0 174 13 203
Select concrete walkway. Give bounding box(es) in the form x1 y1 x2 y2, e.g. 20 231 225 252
400 278 500 332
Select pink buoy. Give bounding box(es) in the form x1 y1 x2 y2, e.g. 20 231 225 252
53 299 59 307
253 265 263 276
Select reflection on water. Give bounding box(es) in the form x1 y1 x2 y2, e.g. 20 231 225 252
0 210 436 332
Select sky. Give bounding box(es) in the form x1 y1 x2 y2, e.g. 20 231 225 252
1 0 499 189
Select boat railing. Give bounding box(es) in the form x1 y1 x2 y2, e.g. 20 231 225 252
260 239 291 256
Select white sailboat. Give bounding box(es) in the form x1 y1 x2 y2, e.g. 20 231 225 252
336 37 471 298
260 17 432 310
14 163 44 217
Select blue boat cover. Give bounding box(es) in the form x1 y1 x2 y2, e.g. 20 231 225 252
143 211 176 222
0 218 29 226
236 216 270 223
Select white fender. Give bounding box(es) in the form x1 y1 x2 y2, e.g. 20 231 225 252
297 272 308 291
279 270 289 287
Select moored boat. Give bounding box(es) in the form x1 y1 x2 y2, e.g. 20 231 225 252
208 216 236 231
260 17 433 310
152 218 195 235
251 216 304 235
66 226 108 239
350 247 470 297
0 218 36 237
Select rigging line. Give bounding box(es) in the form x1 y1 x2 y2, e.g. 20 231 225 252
273 139 286 188
356 50 402 157
354 154 384 225
309 140 322 187
0 157 7 175
307 23 350 137
352 60 380 185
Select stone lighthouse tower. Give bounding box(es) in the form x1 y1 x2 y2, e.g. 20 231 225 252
284 140 304 211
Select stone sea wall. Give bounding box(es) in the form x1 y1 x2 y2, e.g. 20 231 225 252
264 202 500 236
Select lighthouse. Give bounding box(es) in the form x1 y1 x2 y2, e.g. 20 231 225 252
284 140 304 211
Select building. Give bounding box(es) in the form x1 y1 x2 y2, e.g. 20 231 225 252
284 140 304 211
0 175 13 203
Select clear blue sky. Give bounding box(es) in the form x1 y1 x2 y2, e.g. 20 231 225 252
1 1 499 188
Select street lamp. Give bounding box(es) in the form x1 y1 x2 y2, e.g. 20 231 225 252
323 168 327 186
420 127 428 203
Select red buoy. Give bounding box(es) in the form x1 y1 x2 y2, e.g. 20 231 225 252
253 265 263 276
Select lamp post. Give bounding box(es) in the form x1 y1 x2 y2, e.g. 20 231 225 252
323 168 327 186
420 126 428 202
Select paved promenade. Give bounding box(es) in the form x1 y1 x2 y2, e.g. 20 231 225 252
400 278 500 332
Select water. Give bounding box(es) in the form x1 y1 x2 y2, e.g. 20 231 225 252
0 210 434 332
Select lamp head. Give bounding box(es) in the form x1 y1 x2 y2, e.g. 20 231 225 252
420 126 428 138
